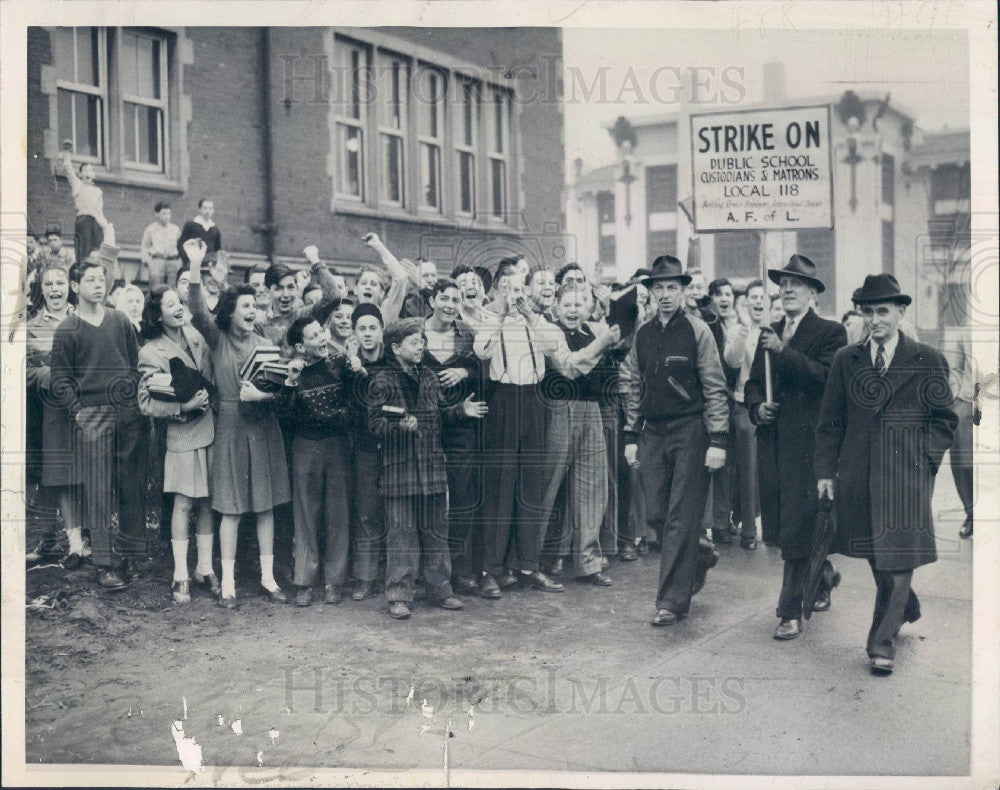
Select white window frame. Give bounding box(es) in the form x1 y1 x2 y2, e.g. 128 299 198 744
486 86 510 222
376 52 408 208
416 65 445 214
454 79 478 218
119 29 170 174
55 26 108 165
333 38 369 203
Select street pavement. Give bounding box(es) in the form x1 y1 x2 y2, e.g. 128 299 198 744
23 453 975 780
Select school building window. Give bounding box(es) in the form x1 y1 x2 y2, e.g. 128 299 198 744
54 27 172 175
645 164 678 214
713 231 761 281
331 33 516 224
647 229 677 260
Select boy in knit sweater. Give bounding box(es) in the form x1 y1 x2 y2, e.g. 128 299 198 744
50 223 148 589
283 314 357 606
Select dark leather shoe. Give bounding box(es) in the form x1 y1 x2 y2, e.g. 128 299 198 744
496 569 519 589
581 571 613 587
478 573 502 600
635 538 651 556
388 601 411 620
352 580 373 601
651 608 681 626
619 543 639 562
521 570 564 593
453 575 479 596
740 537 758 550
324 584 343 605
97 568 129 591
712 530 733 545
171 580 191 603
217 594 238 610
192 571 222 597
62 552 84 571
437 596 464 611
548 558 564 577
27 541 61 566
812 590 831 612
959 517 973 538
774 618 802 640
261 584 288 604
295 586 313 607
870 656 894 675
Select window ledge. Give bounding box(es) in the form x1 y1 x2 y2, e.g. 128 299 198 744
56 171 186 194
332 202 522 236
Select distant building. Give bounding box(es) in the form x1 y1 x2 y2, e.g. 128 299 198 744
567 91 970 333
27 27 566 282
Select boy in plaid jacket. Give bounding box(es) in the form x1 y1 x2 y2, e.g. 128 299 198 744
367 318 488 620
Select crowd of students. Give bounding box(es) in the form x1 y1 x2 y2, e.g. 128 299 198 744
23 181 979 641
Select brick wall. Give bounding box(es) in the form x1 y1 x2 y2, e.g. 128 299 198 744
27 26 564 276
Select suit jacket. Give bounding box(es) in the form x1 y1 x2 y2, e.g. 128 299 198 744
815 331 957 571
745 308 847 559
137 325 215 452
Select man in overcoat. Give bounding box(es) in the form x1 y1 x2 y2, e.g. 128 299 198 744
816 274 957 675
745 254 847 640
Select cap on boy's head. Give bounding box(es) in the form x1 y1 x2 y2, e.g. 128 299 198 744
384 317 424 349
351 302 383 328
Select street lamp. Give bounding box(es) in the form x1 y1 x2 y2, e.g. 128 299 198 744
619 140 637 226
610 115 639 227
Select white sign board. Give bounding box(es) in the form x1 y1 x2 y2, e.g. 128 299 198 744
690 105 834 232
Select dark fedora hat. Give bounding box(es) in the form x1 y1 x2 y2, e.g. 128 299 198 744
852 273 912 306
641 255 691 287
767 254 825 293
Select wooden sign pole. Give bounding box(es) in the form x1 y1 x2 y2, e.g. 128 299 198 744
757 229 774 403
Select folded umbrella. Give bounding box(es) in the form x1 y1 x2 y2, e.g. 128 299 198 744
803 494 837 620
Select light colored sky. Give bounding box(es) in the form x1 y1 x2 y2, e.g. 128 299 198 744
561 27 969 175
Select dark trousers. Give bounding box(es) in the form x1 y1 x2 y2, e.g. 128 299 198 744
291 435 352 588
950 398 974 520
639 416 710 614
384 493 452 603
776 558 809 620
867 559 920 659
443 425 484 578
729 403 759 538
480 384 551 575
351 441 384 583
74 214 103 265
77 409 148 567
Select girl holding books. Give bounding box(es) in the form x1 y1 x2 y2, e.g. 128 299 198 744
137 285 218 603
183 238 292 608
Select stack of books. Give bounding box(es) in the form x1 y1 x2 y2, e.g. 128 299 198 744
240 345 289 392
147 372 178 401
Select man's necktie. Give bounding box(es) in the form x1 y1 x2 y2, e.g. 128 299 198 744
874 341 886 376
782 318 796 343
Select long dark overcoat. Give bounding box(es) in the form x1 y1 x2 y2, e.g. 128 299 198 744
745 308 847 560
815 332 957 571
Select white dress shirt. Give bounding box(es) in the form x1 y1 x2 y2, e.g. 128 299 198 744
870 330 900 369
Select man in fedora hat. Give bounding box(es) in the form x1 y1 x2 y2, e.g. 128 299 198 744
622 255 729 626
816 273 956 674
745 254 847 641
